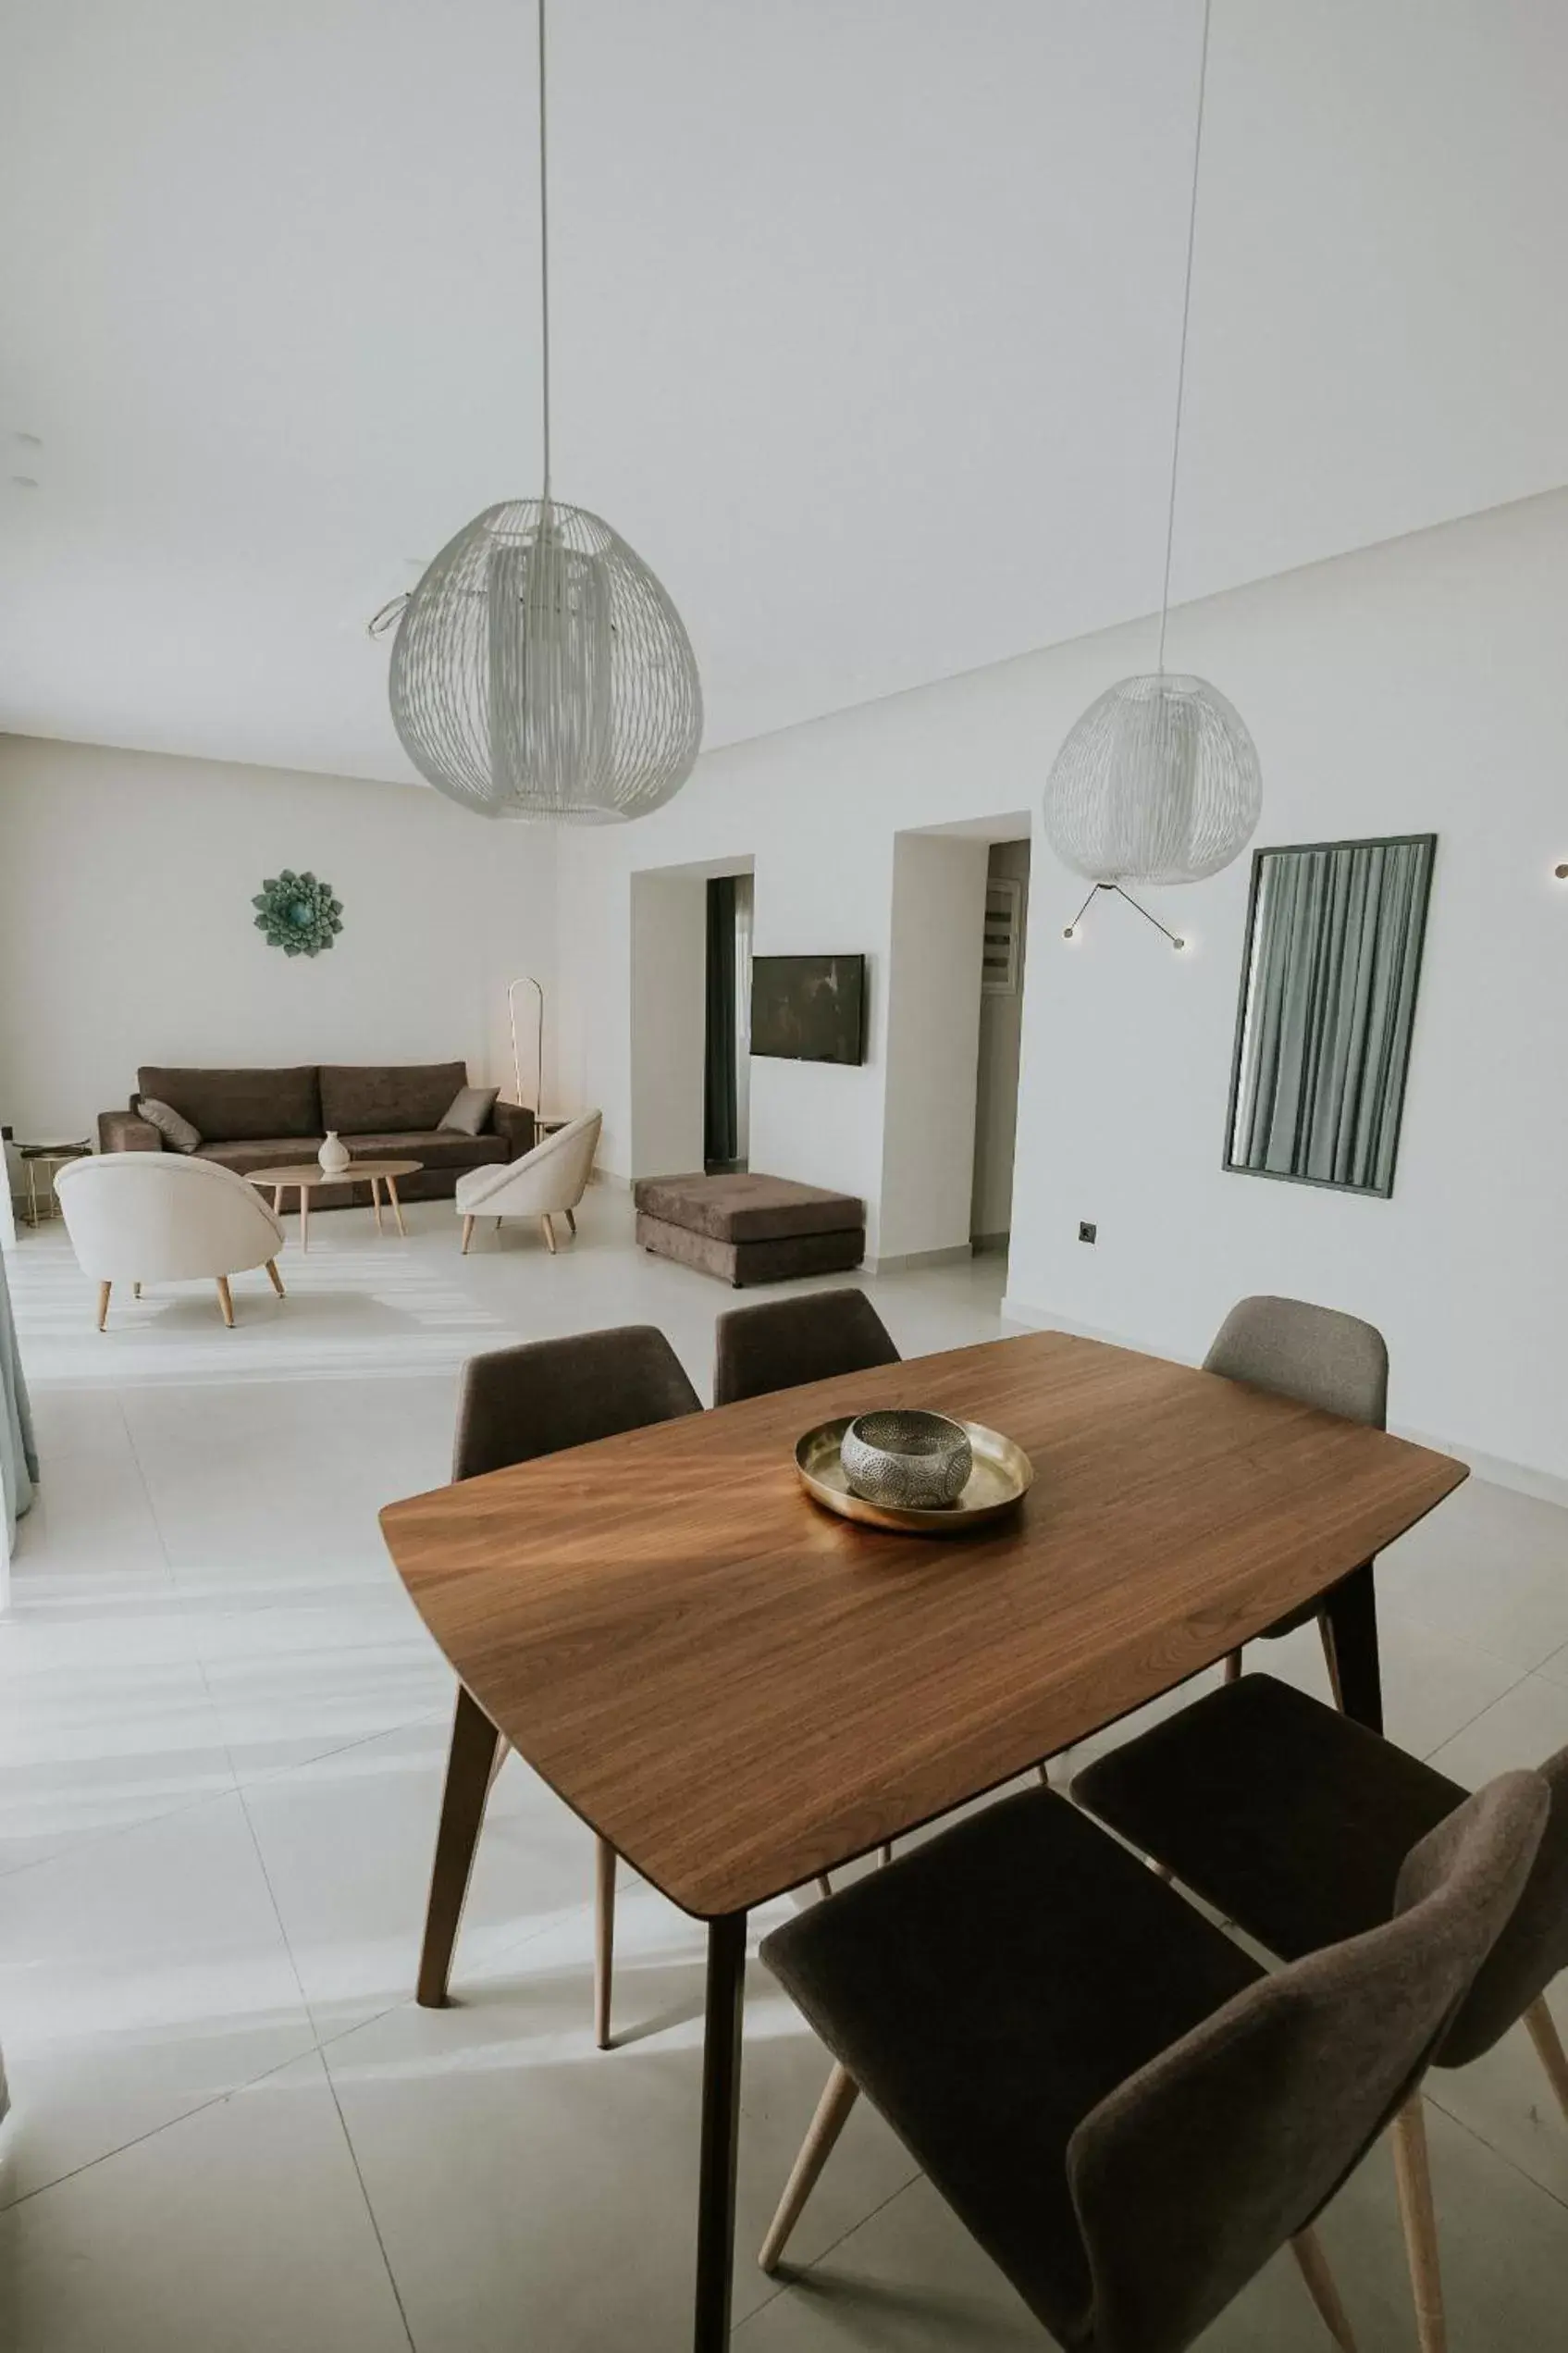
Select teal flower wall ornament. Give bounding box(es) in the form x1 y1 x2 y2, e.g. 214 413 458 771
252 871 344 958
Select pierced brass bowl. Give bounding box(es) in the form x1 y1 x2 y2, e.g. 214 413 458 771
796 1415 1032 1536
840 1407 972 1509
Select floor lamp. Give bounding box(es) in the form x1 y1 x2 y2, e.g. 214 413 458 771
507 977 545 1120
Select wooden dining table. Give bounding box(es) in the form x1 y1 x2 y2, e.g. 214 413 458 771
378 1328 1467 2351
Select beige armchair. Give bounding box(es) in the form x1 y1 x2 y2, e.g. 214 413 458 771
456 1111 601 1256
56 1152 287 1329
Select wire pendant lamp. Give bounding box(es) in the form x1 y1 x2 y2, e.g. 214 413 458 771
386 0 702 822
1044 0 1260 891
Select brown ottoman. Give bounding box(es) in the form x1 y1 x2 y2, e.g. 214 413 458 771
634 1172 865 1287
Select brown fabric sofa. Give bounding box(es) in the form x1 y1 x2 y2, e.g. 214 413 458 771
97 1064 535 1211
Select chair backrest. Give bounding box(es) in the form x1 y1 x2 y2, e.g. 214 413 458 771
452 1324 700 1482
54 1151 283 1282
1068 1768 1547 2353
1440 1741 1568 2065
527 1110 601 1197
712 1287 900 1407
1204 1294 1388 1428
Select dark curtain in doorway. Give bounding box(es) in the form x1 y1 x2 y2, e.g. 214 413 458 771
705 875 739 1169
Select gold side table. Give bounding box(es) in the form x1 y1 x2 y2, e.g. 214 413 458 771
18 1140 91 1227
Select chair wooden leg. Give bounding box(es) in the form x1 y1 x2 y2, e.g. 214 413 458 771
814 1874 833 1900
96 1280 111 1331
759 2064 860 2274
216 1275 235 1328
265 1258 285 1297
1391 2092 1446 2353
461 1214 475 1255
565 1207 576 1236
1224 1649 1243 1683
1290 2224 1358 2350
594 1837 616 2050
879 1843 894 1866
495 1217 503 1232
540 1215 557 1256
416 1686 502 2006
132 1280 142 1299
1525 1995 1568 2122
1319 1613 1348 1713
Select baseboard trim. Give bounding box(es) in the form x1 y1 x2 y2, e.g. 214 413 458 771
589 1167 632 1193
865 1244 973 1275
999 1294 1568 1509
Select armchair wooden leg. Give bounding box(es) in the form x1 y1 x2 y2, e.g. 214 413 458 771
265 1258 286 1297
759 2064 860 2273
461 1214 475 1255
540 1215 557 1256
565 1207 576 1236
96 1281 111 1331
1391 2092 1446 2353
594 1837 616 2050
216 1276 235 1329
1290 2224 1358 2349
1525 1995 1568 2122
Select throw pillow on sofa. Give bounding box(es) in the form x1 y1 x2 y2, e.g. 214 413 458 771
439 1085 500 1138
137 1097 204 1153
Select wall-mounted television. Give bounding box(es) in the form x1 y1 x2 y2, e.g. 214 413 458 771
750 954 865 1066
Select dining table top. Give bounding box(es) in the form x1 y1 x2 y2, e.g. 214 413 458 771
379 1328 1466 1919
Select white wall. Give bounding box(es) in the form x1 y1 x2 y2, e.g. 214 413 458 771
970 837 1031 1243
879 833 989 1262
557 488 1568 1485
0 737 556 1139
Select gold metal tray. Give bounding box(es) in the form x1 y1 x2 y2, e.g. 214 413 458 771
796 1415 1033 1535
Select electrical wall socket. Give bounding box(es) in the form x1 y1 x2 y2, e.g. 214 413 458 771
1078 1220 1097 1245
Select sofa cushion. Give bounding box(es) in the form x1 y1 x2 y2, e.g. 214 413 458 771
633 1170 864 1244
137 1097 204 1153
338 1131 509 1171
140 1065 322 1142
439 1084 500 1137
196 1138 327 1176
319 1063 469 1135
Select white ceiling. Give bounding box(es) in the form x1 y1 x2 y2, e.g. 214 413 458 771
2 0 1565 786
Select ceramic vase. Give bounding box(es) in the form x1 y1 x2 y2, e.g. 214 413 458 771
318 1132 350 1176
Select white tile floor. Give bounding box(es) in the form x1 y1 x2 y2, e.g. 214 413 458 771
2 1188 1566 2348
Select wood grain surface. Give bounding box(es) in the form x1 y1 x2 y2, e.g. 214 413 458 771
380 1331 1466 1917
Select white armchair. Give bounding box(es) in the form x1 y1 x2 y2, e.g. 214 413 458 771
456 1110 602 1256
56 1152 287 1329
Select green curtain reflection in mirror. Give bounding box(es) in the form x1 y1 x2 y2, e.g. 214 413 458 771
1225 834 1436 1197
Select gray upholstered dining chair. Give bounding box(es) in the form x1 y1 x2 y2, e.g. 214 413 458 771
711 1285 900 1407
1204 1294 1389 1692
1073 1673 1568 2353
438 1327 701 2046
757 1768 1547 2353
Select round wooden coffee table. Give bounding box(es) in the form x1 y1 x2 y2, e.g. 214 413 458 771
252 1159 422 1251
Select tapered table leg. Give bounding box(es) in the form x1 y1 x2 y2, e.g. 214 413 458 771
1320 1562 1382 1732
694 1912 747 2353
417 1684 502 2007
387 1175 407 1237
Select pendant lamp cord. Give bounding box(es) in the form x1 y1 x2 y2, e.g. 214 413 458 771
1155 0 1212 675
537 0 552 507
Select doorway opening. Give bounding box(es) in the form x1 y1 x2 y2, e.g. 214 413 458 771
970 838 1031 1257
704 872 753 1171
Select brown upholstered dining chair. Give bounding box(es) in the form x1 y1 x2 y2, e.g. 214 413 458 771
757 1768 1546 2353
711 1285 900 1407
1204 1294 1389 1694
1073 1673 1568 2352
427 1328 701 2045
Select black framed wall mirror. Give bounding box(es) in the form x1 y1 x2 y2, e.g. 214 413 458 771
1224 833 1436 1198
